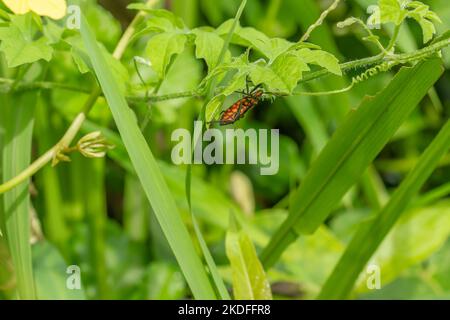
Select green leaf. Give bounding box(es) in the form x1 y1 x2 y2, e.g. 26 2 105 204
0 14 52 68
255 210 344 298
127 3 153 11
369 0 440 43
269 52 310 92
215 19 292 61
200 52 249 88
146 32 187 78
208 53 309 94
205 94 226 124
221 71 248 96
66 36 129 92
192 28 229 71
233 26 283 61
226 213 272 300
296 48 342 76
417 18 436 43
250 63 292 92
139 263 186 299
355 200 450 294
260 59 443 269
319 119 450 299
80 16 216 299
0 8 10 22
204 45 339 94
1 91 37 299
405 2 440 43
33 241 86 300
379 0 407 25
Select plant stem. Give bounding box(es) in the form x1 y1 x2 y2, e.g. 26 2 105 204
346 18 387 54
0 77 201 102
131 90 202 102
3 37 449 103
300 0 341 42
0 113 85 194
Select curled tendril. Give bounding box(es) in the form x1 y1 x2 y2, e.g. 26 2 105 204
351 61 398 85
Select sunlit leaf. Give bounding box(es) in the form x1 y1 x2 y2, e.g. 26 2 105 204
226 213 272 300
0 14 52 67
146 32 187 78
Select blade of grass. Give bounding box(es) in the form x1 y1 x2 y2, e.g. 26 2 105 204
260 59 443 269
293 0 389 211
414 182 450 208
185 0 248 299
319 119 450 299
192 216 231 300
80 16 216 299
1 91 37 299
226 213 272 300
0 95 5 235
79 118 268 245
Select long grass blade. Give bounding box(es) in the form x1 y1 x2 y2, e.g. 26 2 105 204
1 92 37 299
80 16 216 299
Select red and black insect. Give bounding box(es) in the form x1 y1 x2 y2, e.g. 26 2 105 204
210 83 264 126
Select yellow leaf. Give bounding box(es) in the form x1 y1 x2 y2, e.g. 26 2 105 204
3 0 30 14
2 0 67 20
29 0 67 20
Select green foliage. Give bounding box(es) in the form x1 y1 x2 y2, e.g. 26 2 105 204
127 6 341 122
33 241 86 299
226 213 272 300
0 0 450 301
320 119 450 299
0 14 53 67
192 28 228 71
261 59 443 268
355 200 450 293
